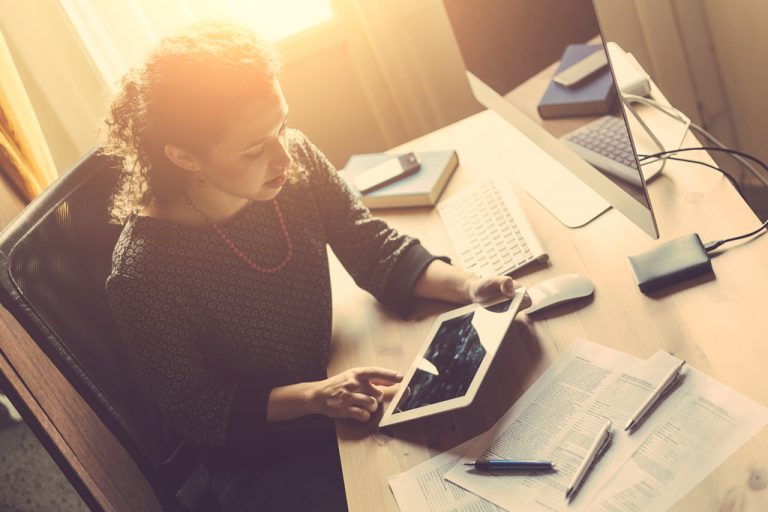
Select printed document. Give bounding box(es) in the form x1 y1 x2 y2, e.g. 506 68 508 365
443 339 643 510
442 340 768 511
388 339 768 511
565 350 684 509
588 367 768 511
388 438 502 512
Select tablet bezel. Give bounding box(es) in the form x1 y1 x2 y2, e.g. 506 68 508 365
379 288 527 428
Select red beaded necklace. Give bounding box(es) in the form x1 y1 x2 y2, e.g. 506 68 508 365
184 194 293 273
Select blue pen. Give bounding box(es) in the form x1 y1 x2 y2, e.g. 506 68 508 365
464 460 556 471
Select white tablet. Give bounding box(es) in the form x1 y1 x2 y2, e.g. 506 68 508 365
379 288 527 428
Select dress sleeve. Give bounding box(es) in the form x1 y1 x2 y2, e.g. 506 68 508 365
105 274 271 453
291 132 449 316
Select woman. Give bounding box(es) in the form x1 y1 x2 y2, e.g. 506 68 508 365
104 21 521 511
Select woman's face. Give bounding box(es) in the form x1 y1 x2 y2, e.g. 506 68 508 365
193 81 292 201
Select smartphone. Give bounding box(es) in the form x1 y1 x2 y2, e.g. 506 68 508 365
353 153 421 193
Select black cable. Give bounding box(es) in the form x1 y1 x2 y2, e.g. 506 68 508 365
704 219 768 252
639 146 768 176
657 155 744 200
639 147 768 252
686 124 768 186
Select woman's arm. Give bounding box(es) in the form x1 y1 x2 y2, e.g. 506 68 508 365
413 259 518 304
265 264 527 425
267 367 402 423
295 132 441 316
291 134 522 311
267 265 524 424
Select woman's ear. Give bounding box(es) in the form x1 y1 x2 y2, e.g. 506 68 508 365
164 144 202 171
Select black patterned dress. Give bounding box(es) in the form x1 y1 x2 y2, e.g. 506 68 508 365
105 130 445 478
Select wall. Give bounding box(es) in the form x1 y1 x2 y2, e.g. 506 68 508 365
6 0 766 177
596 0 768 167
0 0 480 173
701 0 768 164
595 0 707 126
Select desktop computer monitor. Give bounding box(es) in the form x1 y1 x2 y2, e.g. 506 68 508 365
442 0 660 238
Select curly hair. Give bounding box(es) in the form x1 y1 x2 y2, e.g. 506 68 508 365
103 21 300 224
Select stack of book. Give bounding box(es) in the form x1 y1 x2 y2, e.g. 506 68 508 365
341 149 459 209
538 44 617 119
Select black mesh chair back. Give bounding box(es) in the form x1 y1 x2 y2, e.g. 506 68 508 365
0 150 194 510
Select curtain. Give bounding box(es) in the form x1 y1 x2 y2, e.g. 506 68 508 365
0 28 57 202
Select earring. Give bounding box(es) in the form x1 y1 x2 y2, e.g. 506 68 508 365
197 176 207 188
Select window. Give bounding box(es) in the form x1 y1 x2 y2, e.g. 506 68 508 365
186 0 335 41
59 0 335 86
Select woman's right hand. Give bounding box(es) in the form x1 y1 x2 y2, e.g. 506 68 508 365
309 367 403 422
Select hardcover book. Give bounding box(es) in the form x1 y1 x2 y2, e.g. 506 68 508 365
537 44 617 119
341 150 459 209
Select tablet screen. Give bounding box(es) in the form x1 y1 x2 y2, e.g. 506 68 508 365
391 299 515 414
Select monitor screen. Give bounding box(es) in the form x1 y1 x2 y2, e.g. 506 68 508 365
443 0 659 238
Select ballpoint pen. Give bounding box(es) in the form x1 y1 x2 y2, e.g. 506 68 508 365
624 359 686 433
464 460 556 471
565 420 612 501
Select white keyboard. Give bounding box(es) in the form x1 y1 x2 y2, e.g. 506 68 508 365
437 180 547 277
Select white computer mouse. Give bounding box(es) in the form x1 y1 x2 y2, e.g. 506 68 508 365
524 273 595 314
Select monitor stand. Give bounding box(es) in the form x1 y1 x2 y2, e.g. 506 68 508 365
522 156 610 228
471 89 612 228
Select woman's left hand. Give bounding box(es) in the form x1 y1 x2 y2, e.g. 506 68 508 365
467 275 531 308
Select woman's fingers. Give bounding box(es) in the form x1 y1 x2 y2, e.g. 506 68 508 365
337 392 378 422
367 378 400 387
346 405 372 422
341 391 379 413
357 379 385 402
318 367 407 422
500 276 516 297
355 367 403 384
472 275 516 302
381 383 401 401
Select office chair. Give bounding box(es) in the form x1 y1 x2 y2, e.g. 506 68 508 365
0 150 214 511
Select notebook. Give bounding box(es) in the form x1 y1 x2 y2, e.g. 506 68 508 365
341 150 459 209
537 44 617 119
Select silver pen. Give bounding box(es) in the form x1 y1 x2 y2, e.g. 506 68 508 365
624 359 685 433
565 420 612 502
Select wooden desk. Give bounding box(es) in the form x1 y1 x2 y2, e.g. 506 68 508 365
329 109 768 511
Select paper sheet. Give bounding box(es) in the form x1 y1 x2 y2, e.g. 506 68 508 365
567 350 684 510
588 368 768 512
443 339 643 510
388 340 768 512
388 438 502 512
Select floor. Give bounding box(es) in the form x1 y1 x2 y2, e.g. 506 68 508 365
0 398 88 512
